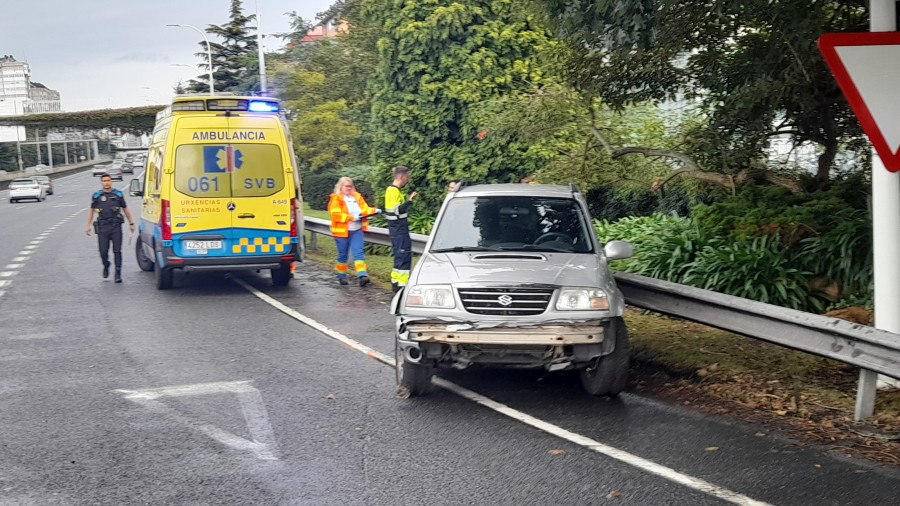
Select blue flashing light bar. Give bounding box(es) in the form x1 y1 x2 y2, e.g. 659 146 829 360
249 100 279 112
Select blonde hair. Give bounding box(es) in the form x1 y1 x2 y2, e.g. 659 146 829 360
334 176 354 194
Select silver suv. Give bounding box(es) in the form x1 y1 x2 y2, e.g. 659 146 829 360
392 183 634 397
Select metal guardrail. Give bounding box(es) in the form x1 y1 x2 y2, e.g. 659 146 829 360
304 216 429 252
303 216 900 418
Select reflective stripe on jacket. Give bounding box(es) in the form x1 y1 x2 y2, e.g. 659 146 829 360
328 191 377 237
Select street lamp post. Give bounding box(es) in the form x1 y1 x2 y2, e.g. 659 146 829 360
166 23 215 95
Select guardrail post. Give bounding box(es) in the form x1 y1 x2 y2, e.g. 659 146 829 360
309 231 317 250
855 369 878 420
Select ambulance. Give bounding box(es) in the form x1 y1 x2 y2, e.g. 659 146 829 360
130 95 303 289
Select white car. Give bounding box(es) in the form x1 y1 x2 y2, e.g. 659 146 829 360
8 178 47 203
92 165 109 177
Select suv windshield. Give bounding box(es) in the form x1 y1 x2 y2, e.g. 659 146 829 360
430 196 594 253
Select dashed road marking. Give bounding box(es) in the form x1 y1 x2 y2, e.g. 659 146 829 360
235 277 771 506
0 271 18 277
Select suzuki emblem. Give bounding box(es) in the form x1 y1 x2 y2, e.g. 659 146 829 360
497 295 513 306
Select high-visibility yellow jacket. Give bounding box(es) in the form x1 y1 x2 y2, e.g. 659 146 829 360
328 191 377 237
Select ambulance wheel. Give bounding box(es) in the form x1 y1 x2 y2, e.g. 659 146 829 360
135 236 154 272
271 263 292 286
155 264 174 290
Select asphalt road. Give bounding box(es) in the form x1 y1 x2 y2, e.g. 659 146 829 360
1 171 899 505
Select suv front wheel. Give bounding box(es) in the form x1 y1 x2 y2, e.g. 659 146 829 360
580 316 630 396
395 339 435 398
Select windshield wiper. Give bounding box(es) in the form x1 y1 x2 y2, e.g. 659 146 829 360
431 246 503 253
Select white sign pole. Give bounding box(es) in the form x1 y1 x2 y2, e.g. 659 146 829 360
857 0 899 420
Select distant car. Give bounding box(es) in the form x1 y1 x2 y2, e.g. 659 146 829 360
107 167 124 181
92 165 109 177
33 175 54 195
8 177 47 203
121 162 134 174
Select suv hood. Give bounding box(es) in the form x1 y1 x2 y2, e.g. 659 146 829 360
413 251 606 287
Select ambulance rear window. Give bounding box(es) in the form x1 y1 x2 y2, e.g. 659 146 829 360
173 143 285 198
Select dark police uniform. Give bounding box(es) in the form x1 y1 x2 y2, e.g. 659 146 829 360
91 188 128 274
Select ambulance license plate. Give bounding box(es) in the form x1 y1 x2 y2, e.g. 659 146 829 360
186 240 221 250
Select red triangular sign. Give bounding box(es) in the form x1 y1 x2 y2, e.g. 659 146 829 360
818 32 900 171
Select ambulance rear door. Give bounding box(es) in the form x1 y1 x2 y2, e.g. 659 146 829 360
223 114 294 259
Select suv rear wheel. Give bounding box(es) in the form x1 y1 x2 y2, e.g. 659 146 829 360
580 316 630 396
395 339 435 397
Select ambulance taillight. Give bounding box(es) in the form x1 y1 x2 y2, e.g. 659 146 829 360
161 199 173 240
290 199 297 237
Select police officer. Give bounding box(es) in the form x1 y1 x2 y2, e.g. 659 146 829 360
85 173 135 283
384 165 417 292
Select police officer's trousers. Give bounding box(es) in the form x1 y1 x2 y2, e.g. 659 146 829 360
98 226 123 269
388 220 412 288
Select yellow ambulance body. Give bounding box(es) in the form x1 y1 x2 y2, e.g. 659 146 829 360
131 96 303 289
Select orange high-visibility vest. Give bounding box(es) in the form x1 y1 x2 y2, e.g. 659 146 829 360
328 191 377 237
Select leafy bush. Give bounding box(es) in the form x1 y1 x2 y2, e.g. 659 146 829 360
682 235 821 311
797 207 872 295
595 213 708 278
301 165 377 211
595 212 827 312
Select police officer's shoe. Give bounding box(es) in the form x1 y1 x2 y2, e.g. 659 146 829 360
115 269 122 283
359 276 370 287
102 264 109 279
392 283 400 293
339 278 349 286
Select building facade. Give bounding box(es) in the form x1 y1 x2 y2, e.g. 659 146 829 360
0 55 61 143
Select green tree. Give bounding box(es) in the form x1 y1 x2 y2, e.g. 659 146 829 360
270 11 376 172
354 0 554 206
535 0 871 184
188 0 259 94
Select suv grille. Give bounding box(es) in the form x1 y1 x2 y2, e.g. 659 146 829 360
458 287 554 316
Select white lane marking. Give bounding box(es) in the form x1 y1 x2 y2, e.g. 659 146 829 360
12 257 27 262
116 380 278 461
29 240 42 244
5 264 24 269
18 251 32 255
0 271 17 278
0 280 11 288
23 245 37 250
235 277 772 506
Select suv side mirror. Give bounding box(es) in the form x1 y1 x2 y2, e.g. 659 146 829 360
129 178 144 196
604 240 633 261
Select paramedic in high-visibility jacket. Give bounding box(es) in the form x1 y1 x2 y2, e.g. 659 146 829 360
384 165 418 292
328 177 380 286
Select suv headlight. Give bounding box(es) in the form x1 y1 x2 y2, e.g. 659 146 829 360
556 288 609 310
406 285 455 309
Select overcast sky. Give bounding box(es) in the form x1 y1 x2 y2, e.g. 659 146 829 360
1 0 335 110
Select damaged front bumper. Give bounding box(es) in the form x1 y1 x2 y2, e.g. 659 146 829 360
396 316 614 371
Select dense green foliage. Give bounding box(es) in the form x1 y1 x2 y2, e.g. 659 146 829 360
353 0 554 207
536 0 871 182
595 177 873 312
0 106 162 133
301 165 377 211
